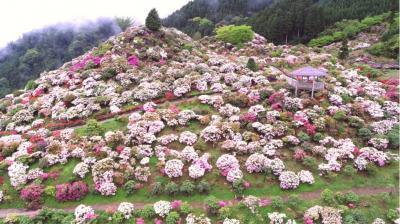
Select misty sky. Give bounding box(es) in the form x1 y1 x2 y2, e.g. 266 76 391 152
0 0 190 47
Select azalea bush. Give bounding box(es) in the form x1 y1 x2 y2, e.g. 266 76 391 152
55 181 89 202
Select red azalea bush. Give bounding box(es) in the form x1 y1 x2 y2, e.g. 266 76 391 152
240 112 257 123
55 181 89 202
20 184 44 210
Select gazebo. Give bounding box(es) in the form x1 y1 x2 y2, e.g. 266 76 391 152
286 66 328 97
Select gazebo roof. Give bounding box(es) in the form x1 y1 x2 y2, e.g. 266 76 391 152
290 66 328 77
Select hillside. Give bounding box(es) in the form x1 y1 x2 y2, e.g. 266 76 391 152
0 21 398 224
0 18 127 98
164 0 396 44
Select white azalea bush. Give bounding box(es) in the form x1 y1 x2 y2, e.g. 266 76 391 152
153 200 171 217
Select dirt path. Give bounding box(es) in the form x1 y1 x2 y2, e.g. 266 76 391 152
0 187 396 218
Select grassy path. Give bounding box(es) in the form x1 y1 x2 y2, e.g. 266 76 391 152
0 186 396 218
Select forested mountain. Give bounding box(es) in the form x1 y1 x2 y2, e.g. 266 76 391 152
162 0 273 37
163 0 397 44
0 18 131 97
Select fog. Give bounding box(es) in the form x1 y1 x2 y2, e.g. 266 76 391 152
0 0 190 47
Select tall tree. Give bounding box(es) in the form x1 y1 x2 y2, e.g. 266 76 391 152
146 8 162 31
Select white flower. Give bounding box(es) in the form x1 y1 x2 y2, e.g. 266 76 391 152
243 195 259 213
268 212 287 224
74 204 95 224
153 200 171 217
226 168 243 183
279 171 300 189
372 218 386 224
0 191 4 203
179 131 198 145
246 153 266 173
73 162 90 179
216 154 240 174
8 162 28 188
117 202 135 219
164 159 184 178
298 170 314 184
188 163 206 179
223 218 241 224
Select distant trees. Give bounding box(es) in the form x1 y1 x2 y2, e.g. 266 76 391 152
146 8 161 31
0 18 120 97
215 25 254 46
163 0 396 45
115 17 134 31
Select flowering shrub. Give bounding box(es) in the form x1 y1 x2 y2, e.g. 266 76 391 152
279 171 300 190
20 184 44 204
117 202 135 219
298 170 315 184
179 131 198 145
153 200 171 217
164 159 184 178
245 153 266 173
216 154 240 176
55 181 89 202
74 204 96 224
8 162 28 188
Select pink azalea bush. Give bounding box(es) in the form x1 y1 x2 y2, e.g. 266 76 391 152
55 181 89 202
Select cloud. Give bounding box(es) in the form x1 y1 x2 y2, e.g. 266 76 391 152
0 0 190 47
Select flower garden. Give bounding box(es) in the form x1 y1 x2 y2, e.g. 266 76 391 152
0 25 398 223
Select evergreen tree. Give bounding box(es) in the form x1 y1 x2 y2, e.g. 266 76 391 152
146 8 161 31
246 57 258 72
338 38 349 59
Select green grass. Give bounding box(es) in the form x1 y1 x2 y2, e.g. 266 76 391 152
74 116 128 136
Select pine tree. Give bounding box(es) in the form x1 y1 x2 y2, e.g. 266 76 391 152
338 38 349 59
145 8 161 31
246 58 259 72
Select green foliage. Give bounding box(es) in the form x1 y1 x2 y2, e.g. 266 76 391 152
140 205 156 219
151 182 163 195
246 58 258 72
115 17 133 31
338 38 349 60
204 196 219 215
44 186 56 197
308 35 334 47
321 189 335 205
302 156 317 168
84 119 105 137
25 80 38 90
357 128 372 141
387 124 400 149
343 164 356 177
298 131 311 142
270 49 283 57
146 8 161 31
333 110 346 121
387 209 399 221
215 25 254 45
124 180 137 195
232 179 245 195
166 211 180 224
197 180 211 194
343 192 360 205
101 67 117 80
180 202 192 215
287 194 301 208
271 196 284 209
93 43 113 56
165 182 179 196
313 132 324 142
180 180 195 195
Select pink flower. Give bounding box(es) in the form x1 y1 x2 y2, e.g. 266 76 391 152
243 181 251 189
159 59 166 65
136 218 145 224
218 201 227 207
85 213 97 220
171 200 182 209
259 199 270 207
155 218 163 224
128 55 139 66
303 216 314 224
